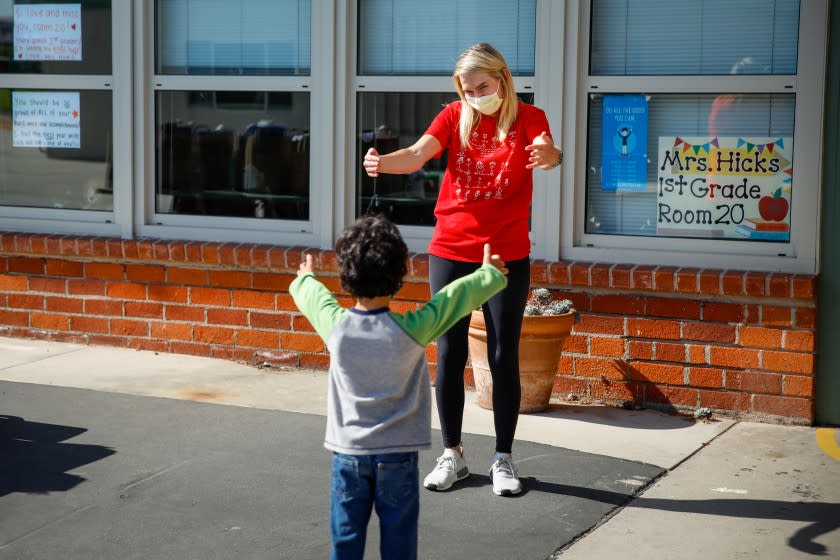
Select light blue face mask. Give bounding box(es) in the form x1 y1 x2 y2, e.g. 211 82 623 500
465 86 503 115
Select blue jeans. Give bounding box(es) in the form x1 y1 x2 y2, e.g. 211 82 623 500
330 451 419 560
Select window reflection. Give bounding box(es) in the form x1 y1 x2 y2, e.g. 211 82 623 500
155 90 310 220
356 92 453 225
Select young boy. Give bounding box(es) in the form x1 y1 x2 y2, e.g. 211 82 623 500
289 215 507 560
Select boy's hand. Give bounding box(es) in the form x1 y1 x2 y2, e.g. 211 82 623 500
297 253 314 277
482 243 508 276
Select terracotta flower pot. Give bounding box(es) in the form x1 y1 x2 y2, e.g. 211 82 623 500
468 309 575 413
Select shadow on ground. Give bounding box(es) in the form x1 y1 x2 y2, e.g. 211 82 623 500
536 480 840 557
0 415 116 497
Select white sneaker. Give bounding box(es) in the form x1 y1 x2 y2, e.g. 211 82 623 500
423 448 469 491
489 453 522 496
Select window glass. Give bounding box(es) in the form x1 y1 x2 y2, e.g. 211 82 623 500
358 0 536 76
0 0 112 75
155 0 311 76
356 92 452 225
590 0 799 75
0 88 113 210
155 90 310 220
356 92 534 225
586 93 795 241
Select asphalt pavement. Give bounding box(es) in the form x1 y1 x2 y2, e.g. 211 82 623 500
1 336 838 559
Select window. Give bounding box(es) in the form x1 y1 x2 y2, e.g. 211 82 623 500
358 0 535 76
0 1 116 216
581 0 808 251
354 0 538 232
590 0 799 76
156 0 310 76
355 92 452 225
155 90 310 220
586 93 795 241
152 0 312 223
0 88 112 211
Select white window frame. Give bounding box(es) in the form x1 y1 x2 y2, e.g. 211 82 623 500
345 0 564 257
560 0 828 274
133 0 335 247
0 0 131 238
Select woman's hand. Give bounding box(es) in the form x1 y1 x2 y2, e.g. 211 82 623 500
297 253 314 277
525 131 563 170
482 243 508 276
363 147 381 177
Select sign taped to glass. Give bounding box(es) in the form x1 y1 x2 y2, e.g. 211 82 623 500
601 95 648 191
657 136 793 241
12 91 81 149
13 3 82 61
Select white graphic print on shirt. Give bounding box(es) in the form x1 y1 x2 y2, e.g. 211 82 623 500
454 130 517 203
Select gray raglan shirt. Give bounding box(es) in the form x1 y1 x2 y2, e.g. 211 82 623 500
289 264 506 455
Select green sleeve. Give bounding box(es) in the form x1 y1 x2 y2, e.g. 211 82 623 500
391 264 507 346
288 273 347 342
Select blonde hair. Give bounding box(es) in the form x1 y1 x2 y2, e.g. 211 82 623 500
453 43 517 148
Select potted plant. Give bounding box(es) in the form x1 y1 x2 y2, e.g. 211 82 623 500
468 288 576 413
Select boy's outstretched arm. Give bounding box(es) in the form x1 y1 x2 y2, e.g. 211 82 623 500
393 244 508 346
289 253 346 342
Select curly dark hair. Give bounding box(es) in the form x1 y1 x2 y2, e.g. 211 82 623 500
335 215 408 298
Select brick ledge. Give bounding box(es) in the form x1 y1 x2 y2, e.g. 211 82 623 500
1 232 817 300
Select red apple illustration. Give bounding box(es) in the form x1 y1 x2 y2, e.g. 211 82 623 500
758 187 789 221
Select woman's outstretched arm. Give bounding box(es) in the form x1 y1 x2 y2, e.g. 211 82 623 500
362 134 442 176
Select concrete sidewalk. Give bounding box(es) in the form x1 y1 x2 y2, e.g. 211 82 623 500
1 335 838 559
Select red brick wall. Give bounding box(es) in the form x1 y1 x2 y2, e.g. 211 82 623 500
0 232 818 424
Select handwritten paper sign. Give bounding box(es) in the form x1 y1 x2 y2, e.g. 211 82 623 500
13 91 81 149
14 4 82 61
657 136 793 241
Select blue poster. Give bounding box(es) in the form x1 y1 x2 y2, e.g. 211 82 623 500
601 95 648 191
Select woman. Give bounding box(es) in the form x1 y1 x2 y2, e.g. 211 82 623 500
362 43 562 497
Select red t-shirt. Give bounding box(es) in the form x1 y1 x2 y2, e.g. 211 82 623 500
424 101 551 262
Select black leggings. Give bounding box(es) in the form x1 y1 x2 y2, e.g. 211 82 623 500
429 254 531 454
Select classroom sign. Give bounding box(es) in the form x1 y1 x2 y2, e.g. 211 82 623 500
14 3 82 61
657 136 793 241
12 91 81 149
